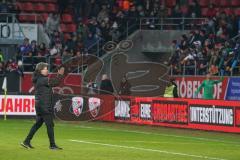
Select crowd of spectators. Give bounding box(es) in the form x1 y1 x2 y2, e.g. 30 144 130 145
0 0 16 14
43 0 172 70
168 10 240 76
41 0 130 71
0 48 24 80
1 0 240 74
0 0 17 22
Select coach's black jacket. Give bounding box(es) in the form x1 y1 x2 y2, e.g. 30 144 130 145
33 73 63 115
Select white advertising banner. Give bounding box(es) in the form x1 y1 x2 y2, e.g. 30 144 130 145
0 95 36 116
0 23 38 42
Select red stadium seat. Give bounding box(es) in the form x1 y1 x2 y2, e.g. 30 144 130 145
67 24 77 32
235 9 240 16
231 0 240 6
19 14 36 22
28 14 36 22
18 15 28 22
23 3 34 12
210 0 218 6
28 0 57 2
41 0 57 3
206 8 217 17
61 14 73 23
60 24 68 32
201 8 208 17
34 3 46 12
224 8 234 15
46 3 58 13
28 0 38 2
219 0 230 7
181 5 188 15
61 23 76 33
41 13 49 22
166 0 176 8
35 13 47 23
188 0 193 4
198 0 209 7
27 14 37 22
167 8 172 16
16 2 23 10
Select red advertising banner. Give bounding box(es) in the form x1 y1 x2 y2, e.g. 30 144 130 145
152 100 188 124
21 73 82 94
0 95 35 115
97 96 240 133
3 94 240 133
174 76 228 100
235 108 240 127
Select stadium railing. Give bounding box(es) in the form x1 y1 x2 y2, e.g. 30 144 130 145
124 17 207 31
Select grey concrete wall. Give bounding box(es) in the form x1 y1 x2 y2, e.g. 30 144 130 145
92 30 189 96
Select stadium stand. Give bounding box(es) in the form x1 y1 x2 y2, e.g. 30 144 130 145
0 0 239 75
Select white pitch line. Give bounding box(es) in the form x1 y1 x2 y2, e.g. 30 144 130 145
22 120 240 145
86 140 197 145
69 139 227 160
74 139 238 146
76 125 240 145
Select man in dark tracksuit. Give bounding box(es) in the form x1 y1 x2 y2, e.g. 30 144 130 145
21 62 64 150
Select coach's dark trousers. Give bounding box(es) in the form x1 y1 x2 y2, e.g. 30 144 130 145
24 114 55 146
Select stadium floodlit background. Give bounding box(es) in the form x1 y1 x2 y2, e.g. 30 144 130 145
0 0 240 160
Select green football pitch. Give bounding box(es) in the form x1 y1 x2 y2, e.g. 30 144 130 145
0 119 240 160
